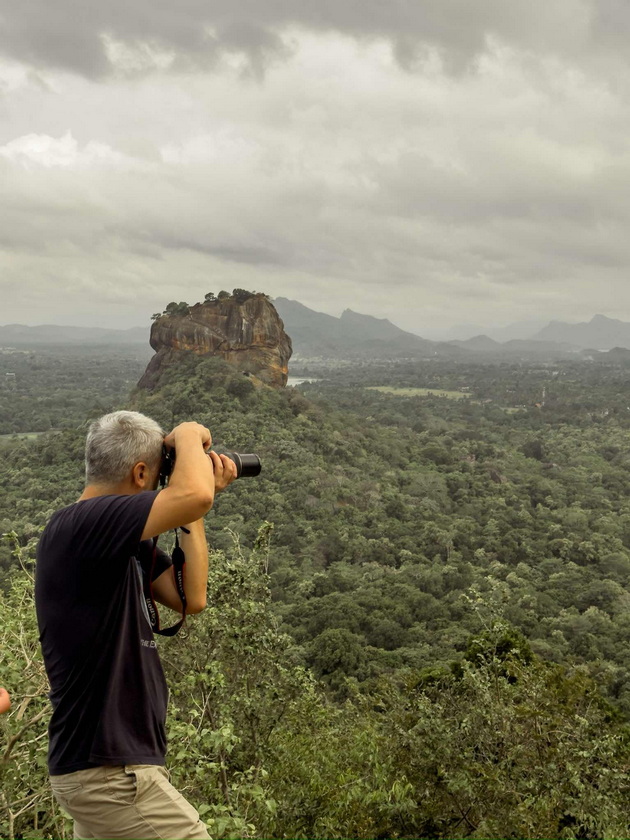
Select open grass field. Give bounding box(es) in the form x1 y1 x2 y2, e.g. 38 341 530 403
366 386 471 399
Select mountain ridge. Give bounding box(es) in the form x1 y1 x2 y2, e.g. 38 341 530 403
533 314 630 350
274 297 457 359
3 303 624 356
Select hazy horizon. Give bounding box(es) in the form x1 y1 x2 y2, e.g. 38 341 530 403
0 299 618 345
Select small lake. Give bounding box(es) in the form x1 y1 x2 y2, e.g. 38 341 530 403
287 376 321 387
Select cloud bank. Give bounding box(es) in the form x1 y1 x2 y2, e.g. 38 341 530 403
1 1 630 331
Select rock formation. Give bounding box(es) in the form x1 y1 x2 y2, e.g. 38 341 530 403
138 292 292 390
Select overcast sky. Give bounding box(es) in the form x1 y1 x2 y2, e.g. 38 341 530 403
2 0 630 337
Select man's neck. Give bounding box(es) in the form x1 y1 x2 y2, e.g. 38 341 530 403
78 481 136 502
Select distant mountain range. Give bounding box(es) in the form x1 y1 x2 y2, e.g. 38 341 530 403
434 315 630 355
532 315 630 350
273 297 460 359
422 314 630 350
273 299 594 360
424 320 548 343
2 307 628 359
450 336 581 358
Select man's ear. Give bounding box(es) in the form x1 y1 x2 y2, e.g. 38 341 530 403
132 461 149 489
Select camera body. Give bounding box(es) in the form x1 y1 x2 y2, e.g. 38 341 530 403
159 446 261 487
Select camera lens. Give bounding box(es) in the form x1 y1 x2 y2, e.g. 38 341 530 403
223 451 261 478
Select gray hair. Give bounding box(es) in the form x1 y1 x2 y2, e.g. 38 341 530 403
85 411 164 485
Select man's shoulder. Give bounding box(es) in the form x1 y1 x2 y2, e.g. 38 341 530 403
41 492 160 543
37 491 161 573
46 493 151 524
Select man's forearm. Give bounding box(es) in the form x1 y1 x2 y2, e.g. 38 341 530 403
168 427 215 505
179 519 208 613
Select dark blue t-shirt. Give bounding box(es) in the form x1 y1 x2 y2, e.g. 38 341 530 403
35 491 173 775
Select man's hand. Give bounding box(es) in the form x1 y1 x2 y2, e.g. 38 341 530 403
0 687 11 715
164 422 212 451
142 421 215 540
209 452 238 493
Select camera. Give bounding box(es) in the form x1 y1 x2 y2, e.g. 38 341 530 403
159 445 261 487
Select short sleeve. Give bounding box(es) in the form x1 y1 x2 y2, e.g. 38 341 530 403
68 491 161 571
137 540 173 582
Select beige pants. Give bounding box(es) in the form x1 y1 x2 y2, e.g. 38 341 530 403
50 764 210 839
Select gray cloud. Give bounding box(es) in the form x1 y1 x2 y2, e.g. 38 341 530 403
0 0 627 78
2 5 630 332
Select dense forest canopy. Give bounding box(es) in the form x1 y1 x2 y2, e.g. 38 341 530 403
1 344 630 838
0 346 150 434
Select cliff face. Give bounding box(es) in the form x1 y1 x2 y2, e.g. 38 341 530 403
138 294 292 389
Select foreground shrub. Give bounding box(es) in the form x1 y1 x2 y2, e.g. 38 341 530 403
1 529 629 839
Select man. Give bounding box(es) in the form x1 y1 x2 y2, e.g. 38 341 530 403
35 410 237 839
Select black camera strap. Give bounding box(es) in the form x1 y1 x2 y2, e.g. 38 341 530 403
143 529 187 637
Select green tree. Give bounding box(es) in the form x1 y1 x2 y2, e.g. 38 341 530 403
307 628 367 690
165 301 190 316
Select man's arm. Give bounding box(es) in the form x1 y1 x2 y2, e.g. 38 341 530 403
151 452 237 614
141 423 215 540
151 519 208 614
